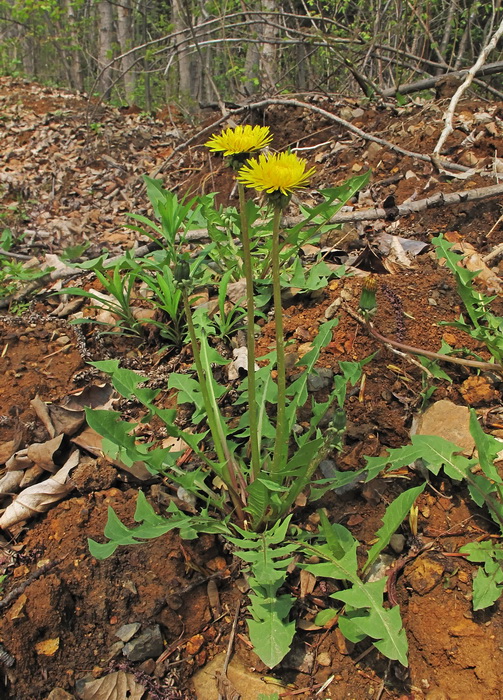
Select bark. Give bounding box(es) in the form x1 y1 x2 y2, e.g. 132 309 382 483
381 61 503 97
116 0 135 104
172 0 197 104
434 15 503 155
97 0 114 99
260 0 278 93
62 0 83 90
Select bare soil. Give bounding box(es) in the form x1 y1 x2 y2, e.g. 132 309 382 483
0 77 502 700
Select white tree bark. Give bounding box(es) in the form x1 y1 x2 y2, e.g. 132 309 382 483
116 0 136 104
434 14 503 155
97 0 114 99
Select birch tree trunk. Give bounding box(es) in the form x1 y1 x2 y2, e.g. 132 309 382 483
97 0 114 99
260 0 277 93
63 0 83 90
116 0 136 104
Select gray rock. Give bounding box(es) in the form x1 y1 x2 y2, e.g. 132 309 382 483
115 622 141 643
281 645 315 673
122 625 163 662
390 534 406 554
307 368 333 392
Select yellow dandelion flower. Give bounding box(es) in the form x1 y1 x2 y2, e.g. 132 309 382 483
237 152 316 197
204 124 273 156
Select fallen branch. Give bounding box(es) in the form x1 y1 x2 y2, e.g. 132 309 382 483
285 183 503 226
381 61 503 97
434 18 503 155
153 96 478 177
344 305 503 376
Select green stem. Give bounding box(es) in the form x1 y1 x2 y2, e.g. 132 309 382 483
182 290 245 525
238 183 261 481
271 205 287 476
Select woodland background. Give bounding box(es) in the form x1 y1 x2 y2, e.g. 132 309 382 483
2 0 503 112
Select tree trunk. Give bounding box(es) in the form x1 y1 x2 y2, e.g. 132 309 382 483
172 0 197 105
97 0 114 99
63 0 83 90
116 0 136 104
260 0 277 93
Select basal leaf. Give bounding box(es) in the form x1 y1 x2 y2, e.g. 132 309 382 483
248 613 295 668
471 560 503 610
364 483 426 572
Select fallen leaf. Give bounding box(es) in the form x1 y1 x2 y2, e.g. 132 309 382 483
0 450 80 529
79 671 145 700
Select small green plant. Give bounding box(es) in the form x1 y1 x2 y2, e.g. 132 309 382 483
432 233 503 365
363 409 503 609
60 254 144 336
0 228 51 308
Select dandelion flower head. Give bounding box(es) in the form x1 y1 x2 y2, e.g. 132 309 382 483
205 124 272 156
237 151 316 196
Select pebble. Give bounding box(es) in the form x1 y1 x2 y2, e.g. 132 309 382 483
56 335 70 346
307 368 334 392
389 534 406 554
115 622 141 643
324 297 341 319
317 651 332 667
122 625 163 662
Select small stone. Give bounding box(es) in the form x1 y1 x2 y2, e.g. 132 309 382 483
186 634 205 656
122 626 163 662
405 555 445 595
428 297 437 306
282 645 315 673
324 297 342 320
56 335 70 346
413 399 475 455
138 658 156 674
115 623 141 643
390 534 406 554
317 651 332 667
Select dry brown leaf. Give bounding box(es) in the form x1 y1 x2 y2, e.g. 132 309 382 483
63 384 115 411
0 450 80 529
47 404 85 436
9 593 27 621
226 278 247 306
79 671 145 700
0 469 24 497
30 395 56 438
26 434 66 472
299 569 316 598
5 449 32 472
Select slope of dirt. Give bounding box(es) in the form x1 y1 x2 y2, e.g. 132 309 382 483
0 77 502 700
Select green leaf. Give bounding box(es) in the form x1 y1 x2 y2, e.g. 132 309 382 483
248 610 295 668
314 608 338 627
471 560 503 610
364 484 426 572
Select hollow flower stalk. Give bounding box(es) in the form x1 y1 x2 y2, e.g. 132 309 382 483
237 150 316 477
205 124 274 481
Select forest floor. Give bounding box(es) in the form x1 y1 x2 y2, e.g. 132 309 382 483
0 76 502 700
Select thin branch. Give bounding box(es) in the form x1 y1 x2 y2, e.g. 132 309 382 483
434 16 503 154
